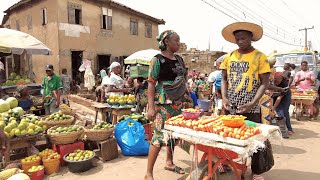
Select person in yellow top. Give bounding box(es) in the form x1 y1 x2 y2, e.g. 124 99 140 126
220 22 271 180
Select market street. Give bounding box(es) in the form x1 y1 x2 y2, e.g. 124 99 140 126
50 115 320 180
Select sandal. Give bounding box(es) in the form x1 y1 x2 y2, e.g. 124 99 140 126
288 131 293 135
164 165 185 174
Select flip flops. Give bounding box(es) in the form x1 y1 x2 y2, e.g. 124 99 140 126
164 165 185 174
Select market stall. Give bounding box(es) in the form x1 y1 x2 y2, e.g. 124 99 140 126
0 96 119 179
163 109 281 179
124 49 160 77
0 28 52 97
291 89 319 120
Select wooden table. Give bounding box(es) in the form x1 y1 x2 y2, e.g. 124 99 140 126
92 103 111 124
111 108 132 125
1 134 44 166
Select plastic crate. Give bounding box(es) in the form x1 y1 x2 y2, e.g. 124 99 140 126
52 141 84 166
143 123 152 141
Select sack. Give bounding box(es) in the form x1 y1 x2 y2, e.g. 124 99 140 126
251 140 274 175
162 76 187 101
160 54 187 101
115 118 149 156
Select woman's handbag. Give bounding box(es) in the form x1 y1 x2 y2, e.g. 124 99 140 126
161 55 187 101
251 140 274 175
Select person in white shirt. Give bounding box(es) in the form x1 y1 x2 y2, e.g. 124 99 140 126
290 64 296 86
107 62 131 96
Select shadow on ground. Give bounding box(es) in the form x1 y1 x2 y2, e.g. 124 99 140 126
289 128 319 139
264 169 320 180
271 144 306 155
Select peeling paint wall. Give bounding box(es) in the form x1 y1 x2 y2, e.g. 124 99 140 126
57 0 160 74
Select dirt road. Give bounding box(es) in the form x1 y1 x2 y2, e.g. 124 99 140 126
49 102 320 180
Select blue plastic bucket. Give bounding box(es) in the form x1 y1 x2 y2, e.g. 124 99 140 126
198 99 210 112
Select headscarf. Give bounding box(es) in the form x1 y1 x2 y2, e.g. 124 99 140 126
216 54 226 64
109 62 121 72
157 30 176 51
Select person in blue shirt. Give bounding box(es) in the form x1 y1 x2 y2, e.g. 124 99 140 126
187 84 198 108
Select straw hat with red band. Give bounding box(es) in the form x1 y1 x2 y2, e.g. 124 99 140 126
222 22 263 44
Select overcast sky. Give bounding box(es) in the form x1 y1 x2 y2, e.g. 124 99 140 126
1 0 320 54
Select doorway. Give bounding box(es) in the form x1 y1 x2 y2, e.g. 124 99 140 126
97 54 110 73
71 51 83 84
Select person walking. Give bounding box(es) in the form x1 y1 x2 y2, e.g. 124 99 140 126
42 64 63 115
220 22 271 180
145 30 192 180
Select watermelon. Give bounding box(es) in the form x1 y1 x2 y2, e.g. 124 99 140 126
6 97 18 109
0 100 10 113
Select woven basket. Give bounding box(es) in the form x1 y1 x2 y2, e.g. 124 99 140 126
47 125 84 145
84 128 114 141
41 117 74 129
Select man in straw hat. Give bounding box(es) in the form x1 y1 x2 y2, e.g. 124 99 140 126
220 22 272 180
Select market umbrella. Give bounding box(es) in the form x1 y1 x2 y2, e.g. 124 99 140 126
124 49 160 65
0 28 52 55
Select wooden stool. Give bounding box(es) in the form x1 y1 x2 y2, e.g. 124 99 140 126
93 138 118 162
92 103 110 124
111 108 132 125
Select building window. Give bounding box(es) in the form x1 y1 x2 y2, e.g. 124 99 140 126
41 8 48 25
27 15 32 30
101 8 112 30
145 22 152 38
16 20 20 31
68 3 82 25
130 18 138 35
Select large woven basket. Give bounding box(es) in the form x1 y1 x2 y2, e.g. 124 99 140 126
41 117 74 129
47 125 84 145
84 128 114 141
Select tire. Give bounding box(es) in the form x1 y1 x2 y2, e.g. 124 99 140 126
188 160 217 180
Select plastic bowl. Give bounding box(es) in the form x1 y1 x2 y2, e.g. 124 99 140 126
63 153 95 173
181 109 201 120
28 168 45 180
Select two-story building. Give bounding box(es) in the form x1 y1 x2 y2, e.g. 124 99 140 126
2 0 165 83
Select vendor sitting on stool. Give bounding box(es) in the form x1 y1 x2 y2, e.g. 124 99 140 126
14 85 44 113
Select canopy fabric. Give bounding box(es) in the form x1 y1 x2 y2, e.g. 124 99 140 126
0 28 51 55
124 49 160 65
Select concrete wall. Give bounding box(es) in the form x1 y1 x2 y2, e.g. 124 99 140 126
3 0 60 83
4 0 161 83
57 0 160 74
179 49 226 75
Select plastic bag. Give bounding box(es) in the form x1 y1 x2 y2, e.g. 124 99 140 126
115 118 149 156
251 140 274 175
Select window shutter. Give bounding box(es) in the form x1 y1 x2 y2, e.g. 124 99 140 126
107 16 112 30
134 22 138 35
68 4 75 24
